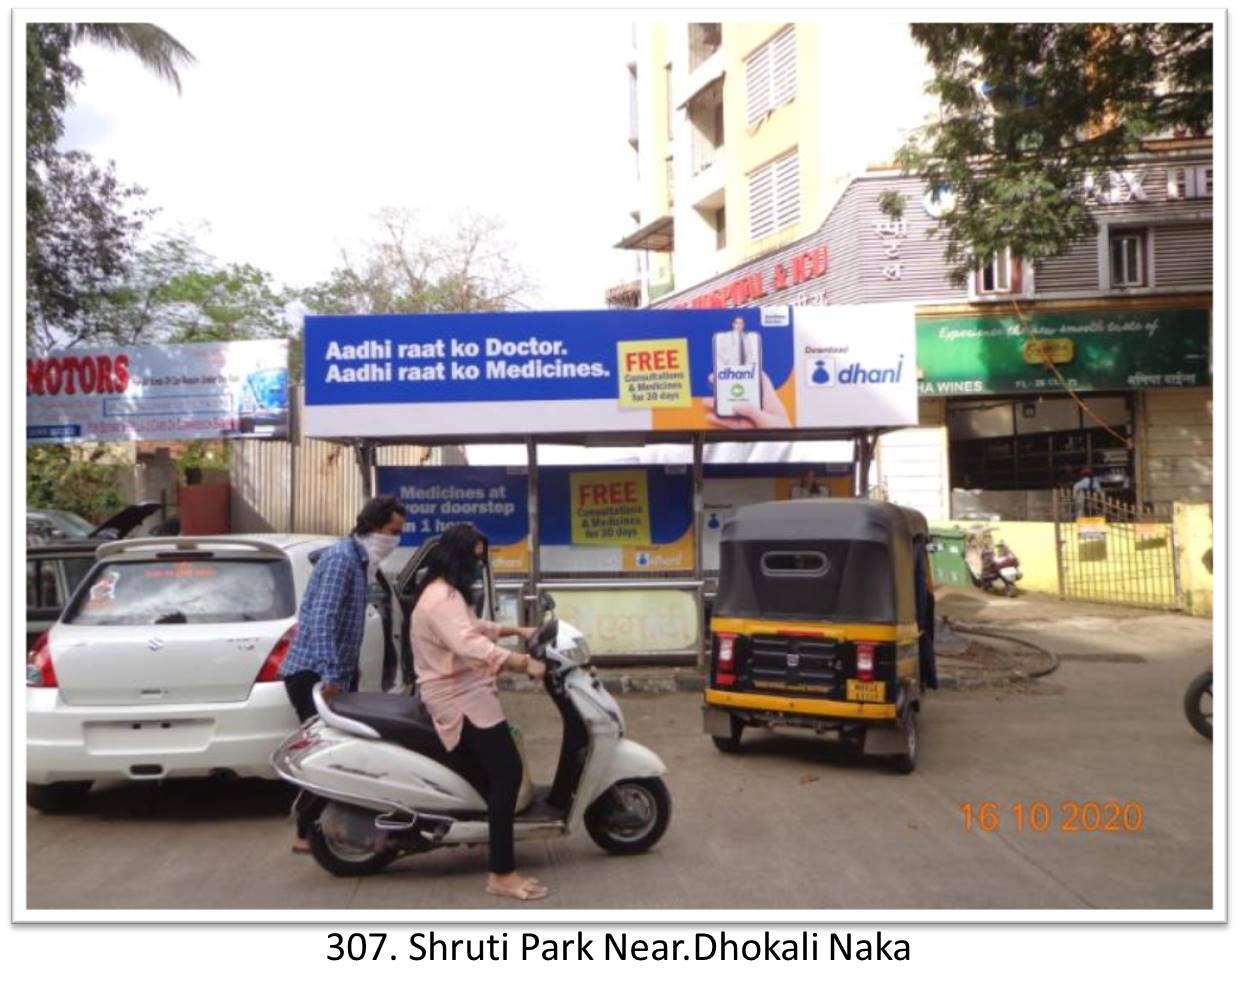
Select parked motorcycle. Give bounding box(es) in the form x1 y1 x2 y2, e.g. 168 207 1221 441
964 527 1023 597
1183 667 1212 740
272 597 671 877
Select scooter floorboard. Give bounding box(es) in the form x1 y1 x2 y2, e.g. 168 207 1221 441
515 785 567 824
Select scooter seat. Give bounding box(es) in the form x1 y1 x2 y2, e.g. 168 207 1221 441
329 692 457 771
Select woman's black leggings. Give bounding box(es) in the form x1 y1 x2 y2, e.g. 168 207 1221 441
452 719 523 875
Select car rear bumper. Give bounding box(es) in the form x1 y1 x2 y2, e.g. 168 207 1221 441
26 683 298 784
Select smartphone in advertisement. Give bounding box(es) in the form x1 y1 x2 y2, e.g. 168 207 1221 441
712 318 763 418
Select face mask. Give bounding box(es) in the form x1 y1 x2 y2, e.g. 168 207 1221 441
360 533 399 579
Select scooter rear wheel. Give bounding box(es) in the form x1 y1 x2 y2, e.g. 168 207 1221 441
585 777 671 855
309 817 396 877
1184 671 1213 740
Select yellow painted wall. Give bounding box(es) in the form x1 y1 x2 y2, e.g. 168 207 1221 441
722 22 824 268
1174 502 1213 617
935 521 1061 596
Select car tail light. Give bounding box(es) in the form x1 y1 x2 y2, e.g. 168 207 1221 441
27 632 58 688
716 633 737 687
855 642 876 682
256 625 298 682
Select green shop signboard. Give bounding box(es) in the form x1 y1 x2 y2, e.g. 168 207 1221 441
916 307 1210 396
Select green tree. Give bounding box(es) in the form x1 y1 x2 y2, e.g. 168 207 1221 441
295 209 534 383
894 23 1212 284
27 446 123 524
100 231 293 345
300 209 535 315
70 23 194 93
27 150 152 352
25 22 194 347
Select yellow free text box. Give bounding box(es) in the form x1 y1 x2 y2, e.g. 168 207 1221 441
616 338 691 408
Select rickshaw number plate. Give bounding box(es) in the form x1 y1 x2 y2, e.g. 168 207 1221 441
846 680 886 703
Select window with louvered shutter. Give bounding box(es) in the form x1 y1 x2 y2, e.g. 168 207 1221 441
745 26 796 126
747 149 799 241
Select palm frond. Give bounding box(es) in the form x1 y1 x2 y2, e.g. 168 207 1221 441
71 23 195 93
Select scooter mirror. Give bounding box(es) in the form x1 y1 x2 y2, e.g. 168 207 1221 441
540 593 556 613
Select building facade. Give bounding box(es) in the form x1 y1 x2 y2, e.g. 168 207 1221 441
641 143 1213 521
612 21 935 308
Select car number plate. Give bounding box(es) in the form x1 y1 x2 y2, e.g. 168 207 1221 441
846 680 886 703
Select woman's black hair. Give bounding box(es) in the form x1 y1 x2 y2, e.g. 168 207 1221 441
414 523 487 602
353 495 407 537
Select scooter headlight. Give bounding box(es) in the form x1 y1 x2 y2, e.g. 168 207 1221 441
559 636 592 665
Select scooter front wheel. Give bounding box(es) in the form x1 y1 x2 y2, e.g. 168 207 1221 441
584 777 671 855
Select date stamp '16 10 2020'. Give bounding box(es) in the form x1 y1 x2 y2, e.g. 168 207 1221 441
961 801 1145 834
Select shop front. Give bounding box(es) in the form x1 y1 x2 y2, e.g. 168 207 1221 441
917 298 1212 519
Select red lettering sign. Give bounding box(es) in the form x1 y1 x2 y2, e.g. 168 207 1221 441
26 353 130 395
668 242 826 309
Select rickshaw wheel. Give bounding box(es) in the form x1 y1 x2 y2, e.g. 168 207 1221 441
890 709 919 775
711 715 745 754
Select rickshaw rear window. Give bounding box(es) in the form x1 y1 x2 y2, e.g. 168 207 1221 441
760 551 829 576
716 540 895 622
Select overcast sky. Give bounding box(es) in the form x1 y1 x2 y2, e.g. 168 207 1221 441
58 10 636 310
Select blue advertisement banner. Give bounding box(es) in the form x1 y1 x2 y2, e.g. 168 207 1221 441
376 466 529 549
302 304 919 439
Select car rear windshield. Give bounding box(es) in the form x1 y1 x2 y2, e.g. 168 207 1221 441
64 557 295 626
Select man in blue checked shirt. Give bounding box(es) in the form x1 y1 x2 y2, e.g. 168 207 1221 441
279 494 406 852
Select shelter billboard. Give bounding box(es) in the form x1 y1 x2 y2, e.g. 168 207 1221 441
303 304 916 440
26 340 289 443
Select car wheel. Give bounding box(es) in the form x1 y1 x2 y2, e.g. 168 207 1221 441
27 781 93 814
585 778 672 855
890 710 919 775
710 715 745 754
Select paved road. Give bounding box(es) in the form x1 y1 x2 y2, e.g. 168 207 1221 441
26 597 1213 911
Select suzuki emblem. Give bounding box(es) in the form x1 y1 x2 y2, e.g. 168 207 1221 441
147 637 165 652
787 653 800 669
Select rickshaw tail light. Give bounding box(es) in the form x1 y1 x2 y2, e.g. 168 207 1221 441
856 643 876 682
716 634 737 685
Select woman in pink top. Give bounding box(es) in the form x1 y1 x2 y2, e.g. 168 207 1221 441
411 524 548 901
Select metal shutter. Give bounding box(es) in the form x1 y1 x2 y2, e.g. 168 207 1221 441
745 26 796 127
745 41 771 126
773 149 800 229
748 149 799 241
771 26 796 108
748 162 776 239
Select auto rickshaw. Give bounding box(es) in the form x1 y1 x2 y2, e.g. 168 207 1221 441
701 499 937 773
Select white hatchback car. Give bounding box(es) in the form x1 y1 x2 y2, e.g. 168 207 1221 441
26 534 390 813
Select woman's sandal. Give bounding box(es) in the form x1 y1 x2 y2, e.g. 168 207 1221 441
486 878 549 901
291 838 311 854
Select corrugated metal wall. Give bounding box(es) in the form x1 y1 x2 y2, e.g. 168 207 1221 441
1154 223 1212 287
230 387 431 537
1035 236 1099 293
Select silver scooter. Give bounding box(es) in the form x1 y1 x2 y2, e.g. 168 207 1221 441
271 598 671 876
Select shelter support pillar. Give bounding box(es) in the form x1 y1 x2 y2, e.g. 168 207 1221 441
693 433 706 673
526 436 542 625
355 442 376 500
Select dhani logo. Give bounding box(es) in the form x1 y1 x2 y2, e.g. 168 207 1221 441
804 354 904 389
837 355 904 385
717 367 756 381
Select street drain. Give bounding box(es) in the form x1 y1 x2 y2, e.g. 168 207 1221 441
1057 653 1146 664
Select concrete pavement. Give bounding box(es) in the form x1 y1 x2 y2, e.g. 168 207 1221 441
25 593 1214 912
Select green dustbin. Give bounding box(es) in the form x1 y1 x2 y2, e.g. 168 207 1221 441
929 528 970 588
